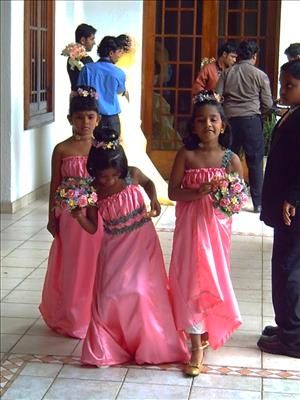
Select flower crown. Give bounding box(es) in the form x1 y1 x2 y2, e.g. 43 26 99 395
76 87 99 100
193 90 223 104
92 138 120 150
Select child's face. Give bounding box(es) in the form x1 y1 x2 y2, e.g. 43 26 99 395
280 71 300 106
68 111 100 138
95 168 121 188
193 105 224 143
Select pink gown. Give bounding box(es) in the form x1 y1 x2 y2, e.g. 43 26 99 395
40 156 103 339
169 150 242 349
81 183 189 366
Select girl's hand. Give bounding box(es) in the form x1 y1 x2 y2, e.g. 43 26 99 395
70 208 85 220
198 182 213 195
283 200 296 226
47 218 59 237
150 198 161 217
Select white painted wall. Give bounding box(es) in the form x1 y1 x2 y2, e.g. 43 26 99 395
278 0 300 95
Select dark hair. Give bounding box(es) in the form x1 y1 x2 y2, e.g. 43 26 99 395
237 41 259 60
116 34 132 53
217 42 237 58
87 128 128 179
281 59 300 80
97 36 122 58
75 23 96 43
69 86 99 115
284 43 300 59
184 91 231 150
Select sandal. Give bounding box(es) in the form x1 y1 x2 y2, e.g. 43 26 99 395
184 342 208 377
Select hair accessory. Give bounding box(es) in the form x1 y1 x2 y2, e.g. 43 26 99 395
193 90 223 104
92 138 120 150
76 87 99 100
200 57 216 68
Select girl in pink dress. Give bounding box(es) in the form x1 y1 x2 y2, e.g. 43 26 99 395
72 128 189 366
168 91 243 376
39 87 103 339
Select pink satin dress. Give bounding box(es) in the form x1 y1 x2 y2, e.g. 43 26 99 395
39 156 103 339
169 150 242 349
81 183 189 366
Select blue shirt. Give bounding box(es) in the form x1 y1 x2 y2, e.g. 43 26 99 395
77 60 126 115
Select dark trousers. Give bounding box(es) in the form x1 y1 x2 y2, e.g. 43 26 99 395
229 115 264 208
99 114 121 135
272 227 300 349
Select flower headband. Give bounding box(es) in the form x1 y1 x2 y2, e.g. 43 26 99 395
76 87 99 100
92 138 120 150
193 90 223 104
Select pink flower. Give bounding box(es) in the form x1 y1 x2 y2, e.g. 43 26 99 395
78 195 88 208
232 182 243 193
91 192 98 203
67 189 76 199
220 198 231 207
219 179 229 188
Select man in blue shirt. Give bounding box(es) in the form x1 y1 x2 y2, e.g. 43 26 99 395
78 36 128 134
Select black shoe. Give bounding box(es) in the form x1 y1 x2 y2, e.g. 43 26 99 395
262 325 279 336
257 334 300 358
253 205 262 213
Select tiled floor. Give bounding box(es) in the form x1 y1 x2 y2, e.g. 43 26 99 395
1 198 300 400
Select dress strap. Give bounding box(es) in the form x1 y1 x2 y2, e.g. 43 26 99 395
124 171 132 185
221 149 234 168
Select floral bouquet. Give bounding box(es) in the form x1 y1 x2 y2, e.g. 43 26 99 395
55 177 98 211
61 43 87 71
210 173 248 217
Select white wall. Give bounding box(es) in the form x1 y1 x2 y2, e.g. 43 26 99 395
278 0 300 95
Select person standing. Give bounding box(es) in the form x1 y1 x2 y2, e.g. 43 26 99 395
216 41 273 212
192 42 237 95
257 60 300 358
285 43 300 61
67 24 97 91
77 36 128 135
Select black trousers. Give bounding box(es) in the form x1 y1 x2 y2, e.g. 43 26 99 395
98 114 121 135
272 227 300 349
229 115 264 208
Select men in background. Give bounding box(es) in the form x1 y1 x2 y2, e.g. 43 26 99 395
78 36 128 134
192 42 237 95
67 23 97 91
285 43 300 61
216 41 273 213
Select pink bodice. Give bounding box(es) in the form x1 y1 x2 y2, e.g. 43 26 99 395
61 156 90 178
182 167 226 188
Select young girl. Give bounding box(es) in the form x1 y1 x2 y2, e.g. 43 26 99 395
258 60 300 358
168 91 243 376
39 86 103 339
72 128 189 366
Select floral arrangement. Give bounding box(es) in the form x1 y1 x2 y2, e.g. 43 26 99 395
61 43 87 71
210 173 248 217
77 87 98 99
194 90 223 104
55 177 98 211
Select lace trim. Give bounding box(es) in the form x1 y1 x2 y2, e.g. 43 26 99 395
104 217 151 235
221 149 234 168
103 205 146 227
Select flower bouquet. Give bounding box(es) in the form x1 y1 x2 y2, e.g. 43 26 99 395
210 173 248 217
55 177 98 211
61 43 87 71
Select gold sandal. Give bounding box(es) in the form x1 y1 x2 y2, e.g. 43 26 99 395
184 341 208 377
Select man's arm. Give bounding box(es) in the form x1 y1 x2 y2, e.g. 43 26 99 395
192 65 209 95
260 74 273 115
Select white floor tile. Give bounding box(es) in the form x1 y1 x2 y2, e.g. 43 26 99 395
3 290 41 305
117 382 190 400
190 387 261 400
20 362 63 377
193 373 262 391
58 364 127 381
1 302 40 318
125 368 192 386
0 333 22 352
11 335 79 356
1 317 37 334
204 346 261 368
1 375 53 400
43 378 121 400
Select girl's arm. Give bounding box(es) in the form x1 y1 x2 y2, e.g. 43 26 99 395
228 153 244 178
168 148 212 201
71 206 98 234
129 166 161 216
47 145 62 237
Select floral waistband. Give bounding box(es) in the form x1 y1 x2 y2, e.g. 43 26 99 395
102 205 151 235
